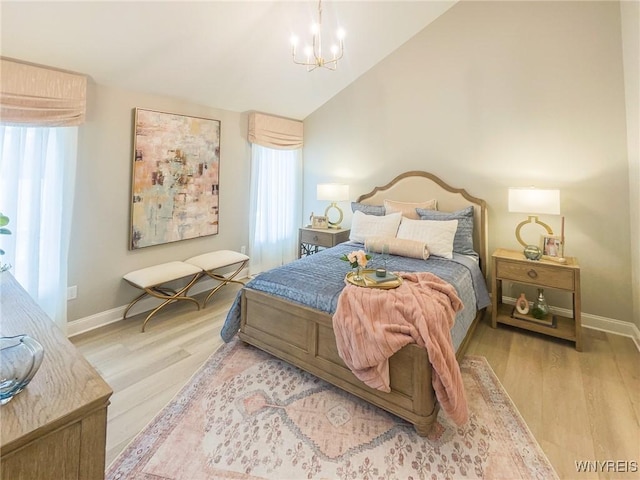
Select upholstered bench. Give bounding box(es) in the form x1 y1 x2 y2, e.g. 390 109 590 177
123 250 249 332
185 250 249 307
123 261 203 332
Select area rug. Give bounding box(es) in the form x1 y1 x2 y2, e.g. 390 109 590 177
107 339 557 480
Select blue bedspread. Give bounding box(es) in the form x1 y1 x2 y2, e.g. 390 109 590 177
221 242 490 350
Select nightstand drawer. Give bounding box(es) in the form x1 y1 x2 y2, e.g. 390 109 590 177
496 260 575 290
300 229 334 248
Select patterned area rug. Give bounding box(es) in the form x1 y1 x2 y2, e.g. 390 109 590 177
107 339 557 480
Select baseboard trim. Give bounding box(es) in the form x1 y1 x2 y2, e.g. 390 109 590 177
67 268 248 338
503 296 640 352
69 280 640 351
580 312 640 351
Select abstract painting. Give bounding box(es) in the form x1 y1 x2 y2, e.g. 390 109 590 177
130 108 221 249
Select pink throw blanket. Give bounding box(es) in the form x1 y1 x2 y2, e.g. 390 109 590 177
332 271 468 425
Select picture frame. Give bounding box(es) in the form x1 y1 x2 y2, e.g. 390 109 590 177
130 108 221 249
540 234 563 258
312 215 329 229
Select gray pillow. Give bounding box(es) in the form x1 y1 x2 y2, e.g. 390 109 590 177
351 202 385 216
416 206 476 257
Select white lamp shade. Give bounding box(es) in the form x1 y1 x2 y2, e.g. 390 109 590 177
508 188 560 215
317 183 349 202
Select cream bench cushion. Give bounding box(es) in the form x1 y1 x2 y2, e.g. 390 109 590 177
184 250 249 271
123 261 202 289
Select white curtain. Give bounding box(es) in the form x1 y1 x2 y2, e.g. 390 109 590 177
0 126 78 332
249 144 302 275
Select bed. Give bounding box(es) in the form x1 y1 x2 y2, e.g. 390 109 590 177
222 171 490 435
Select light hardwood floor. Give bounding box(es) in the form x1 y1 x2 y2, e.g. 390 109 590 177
71 285 640 479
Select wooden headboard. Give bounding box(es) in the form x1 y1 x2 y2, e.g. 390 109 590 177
356 171 488 276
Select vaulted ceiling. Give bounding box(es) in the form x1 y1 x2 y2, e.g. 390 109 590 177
1 1 456 119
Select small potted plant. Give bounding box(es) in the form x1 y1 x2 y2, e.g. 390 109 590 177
0 212 12 272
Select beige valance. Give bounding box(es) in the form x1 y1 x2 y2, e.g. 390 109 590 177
248 112 303 150
1 58 87 127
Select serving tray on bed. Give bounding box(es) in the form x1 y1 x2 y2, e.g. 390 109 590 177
346 269 402 289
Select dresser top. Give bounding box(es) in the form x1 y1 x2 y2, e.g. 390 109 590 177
0 273 112 453
493 248 579 269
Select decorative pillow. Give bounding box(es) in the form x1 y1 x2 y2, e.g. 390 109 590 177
384 199 437 220
349 211 402 244
365 236 429 260
396 217 458 259
416 205 476 257
351 202 385 216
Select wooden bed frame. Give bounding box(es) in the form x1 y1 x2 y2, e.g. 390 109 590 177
239 171 488 435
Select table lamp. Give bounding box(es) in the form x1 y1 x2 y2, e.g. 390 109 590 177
317 183 349 229
508 187 564 261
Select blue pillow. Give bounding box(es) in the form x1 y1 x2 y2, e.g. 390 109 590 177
416 206 476 257
351 202 385 216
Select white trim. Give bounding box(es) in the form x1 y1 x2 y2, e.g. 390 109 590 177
502 296 640 352
580 312 640 351
67 268 248 338
69 278 640 352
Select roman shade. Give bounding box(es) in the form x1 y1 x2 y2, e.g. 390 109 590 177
248 112 303 150
0 58 87 126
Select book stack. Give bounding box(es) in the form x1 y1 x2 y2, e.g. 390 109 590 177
364 272 398 285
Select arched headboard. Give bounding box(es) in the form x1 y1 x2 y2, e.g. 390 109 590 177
356 171 488 276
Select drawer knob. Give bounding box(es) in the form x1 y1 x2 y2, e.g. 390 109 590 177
527 269 538 279
313 235 319 241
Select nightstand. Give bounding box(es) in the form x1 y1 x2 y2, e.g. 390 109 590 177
491 248 582 351
299 227 350 258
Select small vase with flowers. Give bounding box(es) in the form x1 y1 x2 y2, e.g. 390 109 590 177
340 249 371 282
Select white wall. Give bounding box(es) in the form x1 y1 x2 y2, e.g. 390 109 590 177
621 0 640 329
303 1 635 324
67 83 251 321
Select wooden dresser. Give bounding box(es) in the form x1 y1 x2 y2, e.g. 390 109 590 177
0 273 112 480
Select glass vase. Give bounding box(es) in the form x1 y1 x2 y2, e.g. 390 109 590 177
531 288 550 320
0 334 45 405
353 266 363 282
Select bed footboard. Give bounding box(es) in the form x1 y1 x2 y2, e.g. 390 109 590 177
238 288 440 435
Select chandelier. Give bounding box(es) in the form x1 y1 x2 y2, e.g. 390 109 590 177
290 0 345 71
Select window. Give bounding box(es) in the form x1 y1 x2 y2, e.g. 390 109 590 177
0 125 78 331
248 144 302 274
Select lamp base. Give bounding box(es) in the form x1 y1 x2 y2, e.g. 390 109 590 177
324 203 344 229
515 215 554 248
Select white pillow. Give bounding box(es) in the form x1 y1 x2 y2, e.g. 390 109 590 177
396 217 458 259
349 211 402 244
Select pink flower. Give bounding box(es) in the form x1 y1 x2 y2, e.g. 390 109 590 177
341 249 372 268
355 250 369 267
